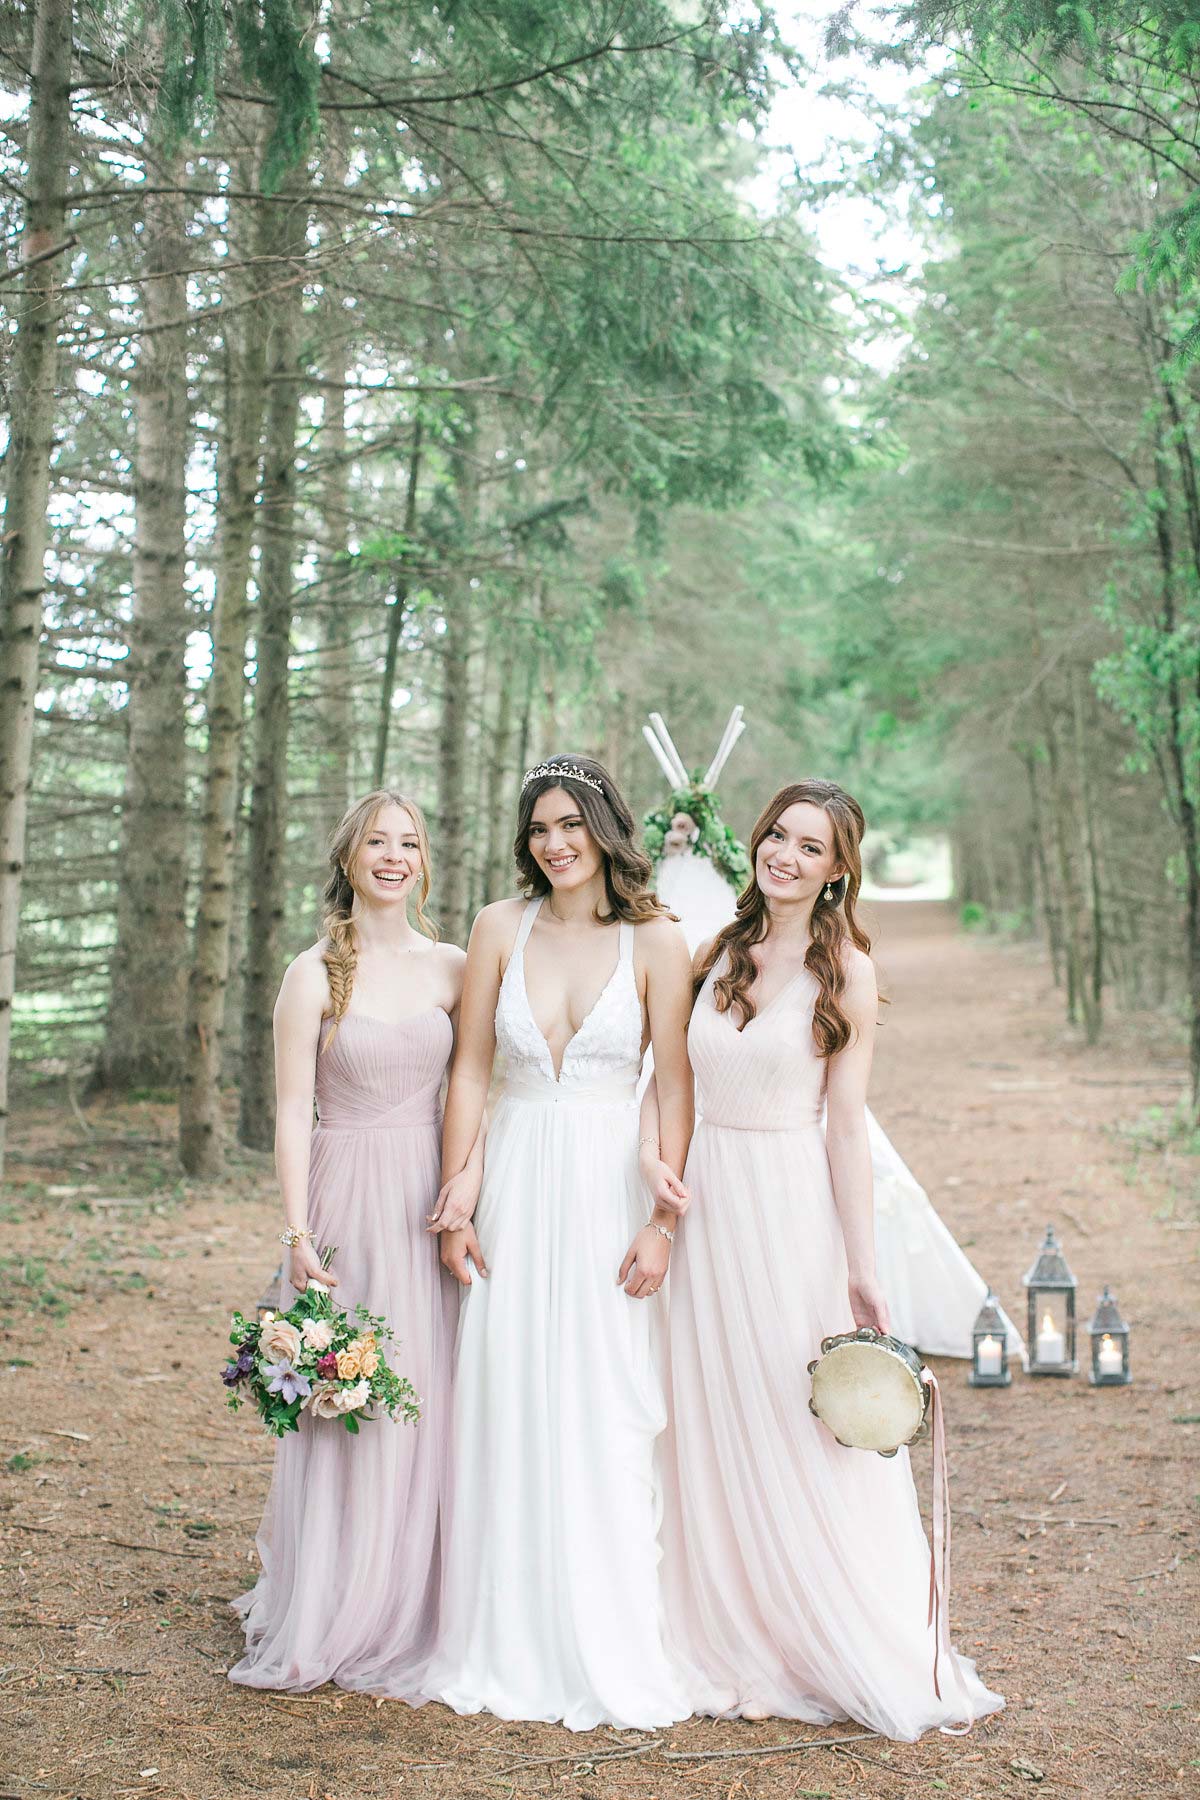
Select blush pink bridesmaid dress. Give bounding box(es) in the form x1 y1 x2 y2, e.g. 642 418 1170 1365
662 959 1004 1740
229 1007 457 1695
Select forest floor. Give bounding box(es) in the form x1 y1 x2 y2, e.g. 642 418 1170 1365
1 902 1198 1800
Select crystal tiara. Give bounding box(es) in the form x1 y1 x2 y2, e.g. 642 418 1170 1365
521 760 604 795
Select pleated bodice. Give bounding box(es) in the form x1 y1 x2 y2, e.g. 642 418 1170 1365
314 1009 452 1132
688 964 825 1132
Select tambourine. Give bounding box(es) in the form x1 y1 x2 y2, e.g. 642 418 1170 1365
807 1326 931 1457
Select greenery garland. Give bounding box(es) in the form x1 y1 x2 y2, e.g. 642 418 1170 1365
643 783 752 894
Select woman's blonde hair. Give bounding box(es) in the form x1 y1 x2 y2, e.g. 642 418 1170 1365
320 790 436 1046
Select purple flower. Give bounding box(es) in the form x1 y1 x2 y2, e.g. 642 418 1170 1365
221 1345 255 1387
263 1359 312 1405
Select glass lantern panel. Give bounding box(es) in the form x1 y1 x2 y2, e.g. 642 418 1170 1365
1033 1296 1069 1360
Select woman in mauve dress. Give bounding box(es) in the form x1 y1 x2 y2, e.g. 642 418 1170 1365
230 789 475 1696
647 778 1004 1739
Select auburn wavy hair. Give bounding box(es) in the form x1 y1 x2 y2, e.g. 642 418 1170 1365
320 790 436 1048
514 755 673 925
694 779 871 1059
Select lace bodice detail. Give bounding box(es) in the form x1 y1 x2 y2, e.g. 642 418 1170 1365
495 899 643 1094
689 960 826 1131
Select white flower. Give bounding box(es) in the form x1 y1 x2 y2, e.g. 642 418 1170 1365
336 1378 371 1413
301 1317 335 1353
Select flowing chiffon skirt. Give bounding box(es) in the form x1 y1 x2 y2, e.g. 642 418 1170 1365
663 970 1005 1740
230 1010 456 1696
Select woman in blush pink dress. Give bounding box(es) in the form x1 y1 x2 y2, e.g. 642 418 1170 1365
649 779 1004 1740
230 790 476 1696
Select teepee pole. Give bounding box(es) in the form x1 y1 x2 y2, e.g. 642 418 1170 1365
642 725 681 789
647 713 690 787
702 706 745 788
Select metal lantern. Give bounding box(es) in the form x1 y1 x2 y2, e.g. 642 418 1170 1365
1087 1286 1132 1387
969 1290 1012 1387
257 1263 284 1320
1024 1225 1077 1376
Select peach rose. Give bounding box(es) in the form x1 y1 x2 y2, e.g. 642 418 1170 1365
336 1349 362 1381
259 1316 303 1365
301 1318 335 1353
357 1349 379 1378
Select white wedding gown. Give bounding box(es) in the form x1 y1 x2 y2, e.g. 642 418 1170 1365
427 899 689 1730
656 848 1022 1359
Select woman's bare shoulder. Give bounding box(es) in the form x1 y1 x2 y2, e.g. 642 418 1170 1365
839 942 878 1006
277 942 333 1012
635 913 692 972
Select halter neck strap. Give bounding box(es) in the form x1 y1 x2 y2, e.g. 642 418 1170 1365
514 896 542 954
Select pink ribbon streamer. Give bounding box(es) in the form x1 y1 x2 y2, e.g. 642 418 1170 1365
923 1369 974 1734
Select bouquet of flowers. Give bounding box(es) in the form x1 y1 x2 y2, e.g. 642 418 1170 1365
221 1250 420 1438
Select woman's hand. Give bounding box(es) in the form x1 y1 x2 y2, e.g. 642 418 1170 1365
847 1271 890 1335
440 1224 489 1288
639 1153 691 1219
289 1239 336 1292
427 1166 481 1235
618 1225 670 1299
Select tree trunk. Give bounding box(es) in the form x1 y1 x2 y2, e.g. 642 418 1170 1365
239 191 307 1151
315 334 356 841
485 628 518 899
436 582 474 946
101 159 191 1089
1071 672 1104 1034
1023 751 1063 988
372 421 423 787
0 0 73 1182
179 181 268 1176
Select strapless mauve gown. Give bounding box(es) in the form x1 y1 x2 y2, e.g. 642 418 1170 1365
230 1006 456 1696
662 960 1005 1739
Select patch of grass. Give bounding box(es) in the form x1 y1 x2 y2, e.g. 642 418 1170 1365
6 1451 37 1472
1121 1100 1200 1158
0 1255 71 1319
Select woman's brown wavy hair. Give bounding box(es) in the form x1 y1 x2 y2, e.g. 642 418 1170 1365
514 756 673 925
694 778 871 1059
320 790 436 1049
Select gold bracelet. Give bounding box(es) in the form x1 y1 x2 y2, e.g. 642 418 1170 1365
638 1134 659 1151
279 1225 314 1248
649 1220 674 1243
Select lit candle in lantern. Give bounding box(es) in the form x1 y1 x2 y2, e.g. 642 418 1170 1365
1036 1310 1064 1365
1097 1333 1123 1379
976 1334 1002 1377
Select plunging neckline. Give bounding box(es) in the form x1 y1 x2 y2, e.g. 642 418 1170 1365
513 904 626 1084
727 964 813 1035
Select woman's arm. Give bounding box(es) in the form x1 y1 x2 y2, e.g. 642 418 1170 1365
439 907 505 1182
273 952 338 1291
435 904 515 1285
619 921 695 1297
636 1075 689 1216
824 949 888 1333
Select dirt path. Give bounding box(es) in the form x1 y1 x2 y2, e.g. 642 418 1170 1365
2 903 1197 1800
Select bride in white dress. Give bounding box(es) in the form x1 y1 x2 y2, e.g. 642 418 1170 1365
425 756 694 1730
643 710 1022 1360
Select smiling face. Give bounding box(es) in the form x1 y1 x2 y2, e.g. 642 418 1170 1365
526 786 605 893
347 801 424 908
755 800 842 908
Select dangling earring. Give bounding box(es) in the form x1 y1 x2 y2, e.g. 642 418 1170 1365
824 882 834 903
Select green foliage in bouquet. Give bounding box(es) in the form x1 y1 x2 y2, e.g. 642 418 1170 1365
222 1277 420 1439
643 784 752 895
